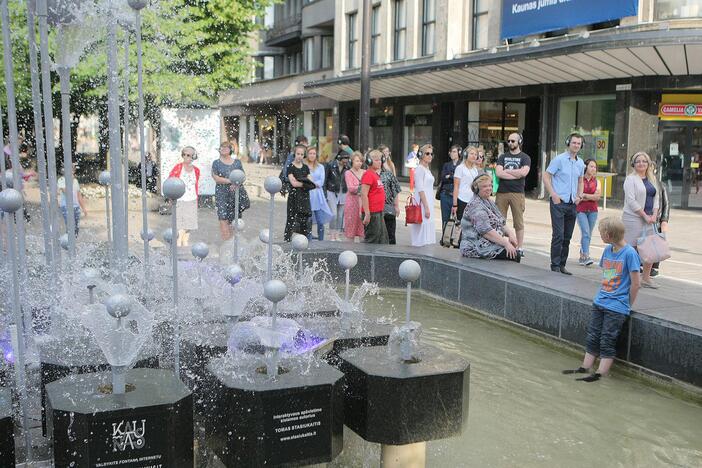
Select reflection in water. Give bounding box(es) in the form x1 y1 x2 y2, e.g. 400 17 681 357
331 292 702 468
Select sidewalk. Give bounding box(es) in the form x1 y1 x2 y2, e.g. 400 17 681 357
20 160 702 309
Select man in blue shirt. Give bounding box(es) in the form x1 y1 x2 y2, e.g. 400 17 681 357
543 133 585 275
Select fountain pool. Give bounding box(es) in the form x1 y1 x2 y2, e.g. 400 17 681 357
329 291 702 468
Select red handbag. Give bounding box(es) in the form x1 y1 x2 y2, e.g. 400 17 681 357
405 194 423 225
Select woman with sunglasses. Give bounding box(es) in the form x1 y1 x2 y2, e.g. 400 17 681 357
410 144 437 247
168 146 200 246
451 146 482 220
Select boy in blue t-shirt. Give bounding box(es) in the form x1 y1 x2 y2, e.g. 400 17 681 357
562 217 641 382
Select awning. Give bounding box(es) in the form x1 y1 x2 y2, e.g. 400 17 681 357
305 28 702 102
219 70 331 108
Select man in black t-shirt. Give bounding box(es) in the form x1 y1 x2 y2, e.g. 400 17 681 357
496 133 531 255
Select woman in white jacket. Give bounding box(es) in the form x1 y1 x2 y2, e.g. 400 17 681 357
622 151 659 288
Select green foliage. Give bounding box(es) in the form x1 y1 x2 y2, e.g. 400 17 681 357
1 0 272 126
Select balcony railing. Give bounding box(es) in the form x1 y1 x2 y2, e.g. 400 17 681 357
264 13 302 45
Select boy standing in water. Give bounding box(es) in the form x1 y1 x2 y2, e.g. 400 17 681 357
562 217 640 382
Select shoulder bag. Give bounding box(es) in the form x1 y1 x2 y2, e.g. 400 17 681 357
636 224 670 264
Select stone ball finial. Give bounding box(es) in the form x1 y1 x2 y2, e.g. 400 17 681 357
162 177 186 200
291 234 308 252
263 279 288 304
162 228 173 244
229 169 246 187
224 264 243 285
338 250 358 270
399 260 421 283
82 268 100 287
258 229 270 244
0 188 23 213
191 242 209 260
59 234 69 250
105 294 131 319
98 170 111 186
140 229 155 242
128 0 149 10
233 218 245 232
264 176 282 195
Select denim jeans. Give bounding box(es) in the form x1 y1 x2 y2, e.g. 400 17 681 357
585 305 627 359
60 205 81 236
549 200 577 267
439 191 453 227
576 211 598 256
310 210 325 240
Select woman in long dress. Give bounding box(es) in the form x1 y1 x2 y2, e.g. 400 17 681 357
168 146 200 246
410 144 437 247
306 146 333 240
343 152 365 241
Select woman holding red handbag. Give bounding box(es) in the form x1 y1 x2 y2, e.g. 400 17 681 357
409 144 437 247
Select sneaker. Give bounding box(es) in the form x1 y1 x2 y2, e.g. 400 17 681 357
578 256 588 266
641 280 659 289
650 268 659 277
584 256 594 266
517 248 525 258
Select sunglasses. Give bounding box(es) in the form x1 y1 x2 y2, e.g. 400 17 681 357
424 152 433 155
507 139 518 143
477 155 485 159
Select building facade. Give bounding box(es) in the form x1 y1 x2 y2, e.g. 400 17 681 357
300 0 702 208
219 0 340 163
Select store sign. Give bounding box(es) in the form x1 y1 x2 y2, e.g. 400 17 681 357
592 129 609 167
501 0 638 40
659 94 702 121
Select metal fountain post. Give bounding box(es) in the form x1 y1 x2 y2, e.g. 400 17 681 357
291 234 308 275
263 176 282 281
105 294 132 394
399 260 421 324
0 189 32 462
128 0 150 282
36 0 62 267
339 250 358 305
25 3 53 268
99 171 113 247
122 30 130 241
224 264 243 324
1 0 29 280
229 169 246 262
106 1 128 276
163 177 186 377
57 64 77 257
191 242 209 290
263 279 288 378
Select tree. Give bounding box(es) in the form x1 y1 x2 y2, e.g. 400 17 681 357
1 0 272 149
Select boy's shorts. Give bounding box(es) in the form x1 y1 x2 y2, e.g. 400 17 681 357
585 304 628 359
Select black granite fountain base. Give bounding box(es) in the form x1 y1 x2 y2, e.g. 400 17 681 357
0 387 13 466
46 368 193 468
339 343 469 445
39 337 159 436
324 322 392 367
202 357 344 467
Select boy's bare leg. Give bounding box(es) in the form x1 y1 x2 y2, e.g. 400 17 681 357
581 353 596 369
595 358 614 375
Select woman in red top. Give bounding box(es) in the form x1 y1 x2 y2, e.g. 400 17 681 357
168 146 200 246
576 159 601 266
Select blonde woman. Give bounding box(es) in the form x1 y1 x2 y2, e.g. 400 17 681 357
410 144 436 247
622 151 659 288
343 152 366 241
306 146 333 240
451 146 482 220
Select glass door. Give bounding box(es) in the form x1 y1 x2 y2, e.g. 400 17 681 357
689 126 702 208
660 126 688 208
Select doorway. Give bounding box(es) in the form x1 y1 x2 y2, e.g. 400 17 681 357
659 123 702 209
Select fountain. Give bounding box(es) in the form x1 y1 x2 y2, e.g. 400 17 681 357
339 260 470 468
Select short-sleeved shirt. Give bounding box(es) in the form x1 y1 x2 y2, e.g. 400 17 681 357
594 244 641 315
361 169 385 213
643 178 657 215
497 151 531 193
212 158 243 199
546 152 585 203
454 164 480 203
58 177 80 208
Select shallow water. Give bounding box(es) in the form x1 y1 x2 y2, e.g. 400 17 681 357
331 292 702 468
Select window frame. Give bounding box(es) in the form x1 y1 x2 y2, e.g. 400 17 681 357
421 0 436 56
347 13 358 69
472 0 489 50
393 0 406 61
371 5 381 65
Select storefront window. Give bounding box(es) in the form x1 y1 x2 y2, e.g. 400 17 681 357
403 104 432 176
557 95 616 170
655 0 702 19
369 106 394 151
310 110 334 162
466 101 526 158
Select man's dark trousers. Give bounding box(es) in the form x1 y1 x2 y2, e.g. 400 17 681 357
550 200 577 267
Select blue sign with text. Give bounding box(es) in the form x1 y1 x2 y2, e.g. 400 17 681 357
501 0 638 40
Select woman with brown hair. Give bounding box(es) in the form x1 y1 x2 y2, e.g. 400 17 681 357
451 146 482 220
343 152 366 241
212 140 246 241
